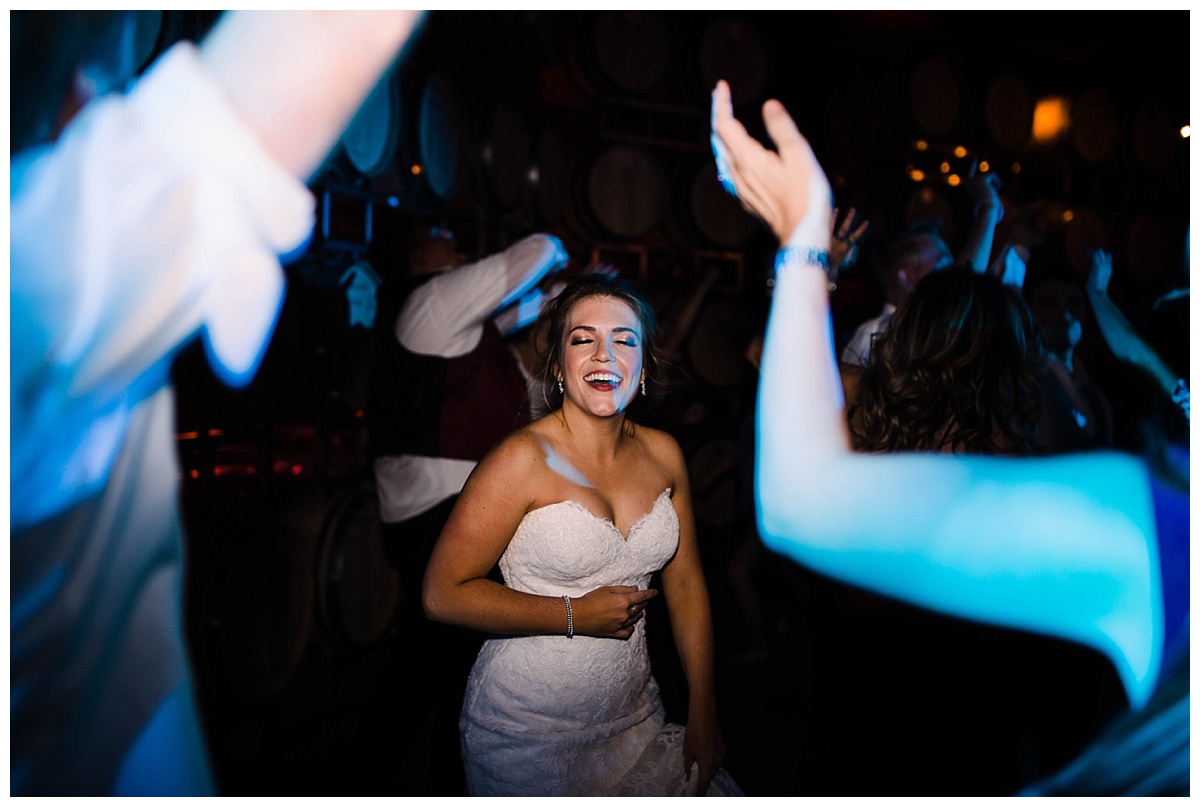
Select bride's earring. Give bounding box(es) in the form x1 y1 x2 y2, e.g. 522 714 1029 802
641 377 647 396
558 378 564 394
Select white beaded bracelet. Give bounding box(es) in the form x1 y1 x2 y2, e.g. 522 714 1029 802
562 595 574 639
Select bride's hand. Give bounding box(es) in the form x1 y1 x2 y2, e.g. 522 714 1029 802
683 708 725 796
574 586 657 639
710 79 834 248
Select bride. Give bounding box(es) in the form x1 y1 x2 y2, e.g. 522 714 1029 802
423 273 741 796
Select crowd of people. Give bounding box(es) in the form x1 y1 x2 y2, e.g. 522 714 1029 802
11 10 1188 797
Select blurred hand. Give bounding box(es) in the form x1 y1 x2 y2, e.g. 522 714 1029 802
582 260 620 280
710 80 833 247
829 206 869 277
1086 248 1113 295
994 244 1027 289
683 713 725 796
964 161 1004 222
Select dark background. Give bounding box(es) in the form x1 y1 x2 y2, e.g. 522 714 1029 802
147 10 1189 795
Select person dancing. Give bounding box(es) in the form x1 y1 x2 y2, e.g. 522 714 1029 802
423 274 742 796
710 79 1187 796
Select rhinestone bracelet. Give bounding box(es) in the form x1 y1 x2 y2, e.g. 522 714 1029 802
775 245 836 292
562 595 574 639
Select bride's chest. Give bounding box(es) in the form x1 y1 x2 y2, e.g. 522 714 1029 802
501 492 679 584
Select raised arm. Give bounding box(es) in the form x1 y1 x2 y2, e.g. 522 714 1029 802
10 12 424 527
957 165 1004 272
199 11 423 181
710 80 1164 708
398 234 568 356
1085 249 1186 415
653 432 724 795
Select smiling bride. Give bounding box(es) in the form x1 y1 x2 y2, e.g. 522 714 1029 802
423 274 742 796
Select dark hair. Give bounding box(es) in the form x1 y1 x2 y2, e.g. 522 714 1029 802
880 220 943 272
532 274 661 419
849 268 1043 455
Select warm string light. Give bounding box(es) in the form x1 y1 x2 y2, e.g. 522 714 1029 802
906 141 992 188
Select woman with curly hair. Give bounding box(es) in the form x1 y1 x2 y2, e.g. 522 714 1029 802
848 267 1043 456
711 78 1188 795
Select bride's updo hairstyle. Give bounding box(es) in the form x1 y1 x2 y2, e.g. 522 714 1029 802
533 274 662 419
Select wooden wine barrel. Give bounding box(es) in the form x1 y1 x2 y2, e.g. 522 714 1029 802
341 70 402 178
579 143 668 241
193 508 314 703
314 481 401 650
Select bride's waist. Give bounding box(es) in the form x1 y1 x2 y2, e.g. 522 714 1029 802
464 633 659 729
471 632 649 692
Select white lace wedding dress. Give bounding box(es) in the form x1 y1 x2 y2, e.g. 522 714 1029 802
459 487 743 796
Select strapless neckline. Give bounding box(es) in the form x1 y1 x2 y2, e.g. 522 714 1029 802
526 488 673 542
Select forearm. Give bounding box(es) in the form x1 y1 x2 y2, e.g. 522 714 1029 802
956 202 1002 272
665 580 719 714
424 576 574 638
756 229 851 492
199 11 422 181
1087 287 1179 395
496 233 568 310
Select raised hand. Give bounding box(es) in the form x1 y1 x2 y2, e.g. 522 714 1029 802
828 206 870 284
1087 248 1113 295
963 160 1004 222
582 260 621 280
710 79 833 247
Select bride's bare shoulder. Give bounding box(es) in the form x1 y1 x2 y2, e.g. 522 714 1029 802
481 423 551 470
631 423 686 477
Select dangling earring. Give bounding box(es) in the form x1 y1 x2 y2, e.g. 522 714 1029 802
558 379 564 394
640 378 647 396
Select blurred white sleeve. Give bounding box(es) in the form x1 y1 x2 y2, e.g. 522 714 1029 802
10 41 315 526
397 233 566 357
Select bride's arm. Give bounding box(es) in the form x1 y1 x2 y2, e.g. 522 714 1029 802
422 430 657 638
710 80 1164 708
654 431 724 795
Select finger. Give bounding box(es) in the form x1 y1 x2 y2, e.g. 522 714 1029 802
850 219 870 241
682 751 695 784
709 85 734 191
714 85 772 161
710 79 732 126
760 98 806 157
631 588 658 605
709 80 737 156
711 83 760 190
